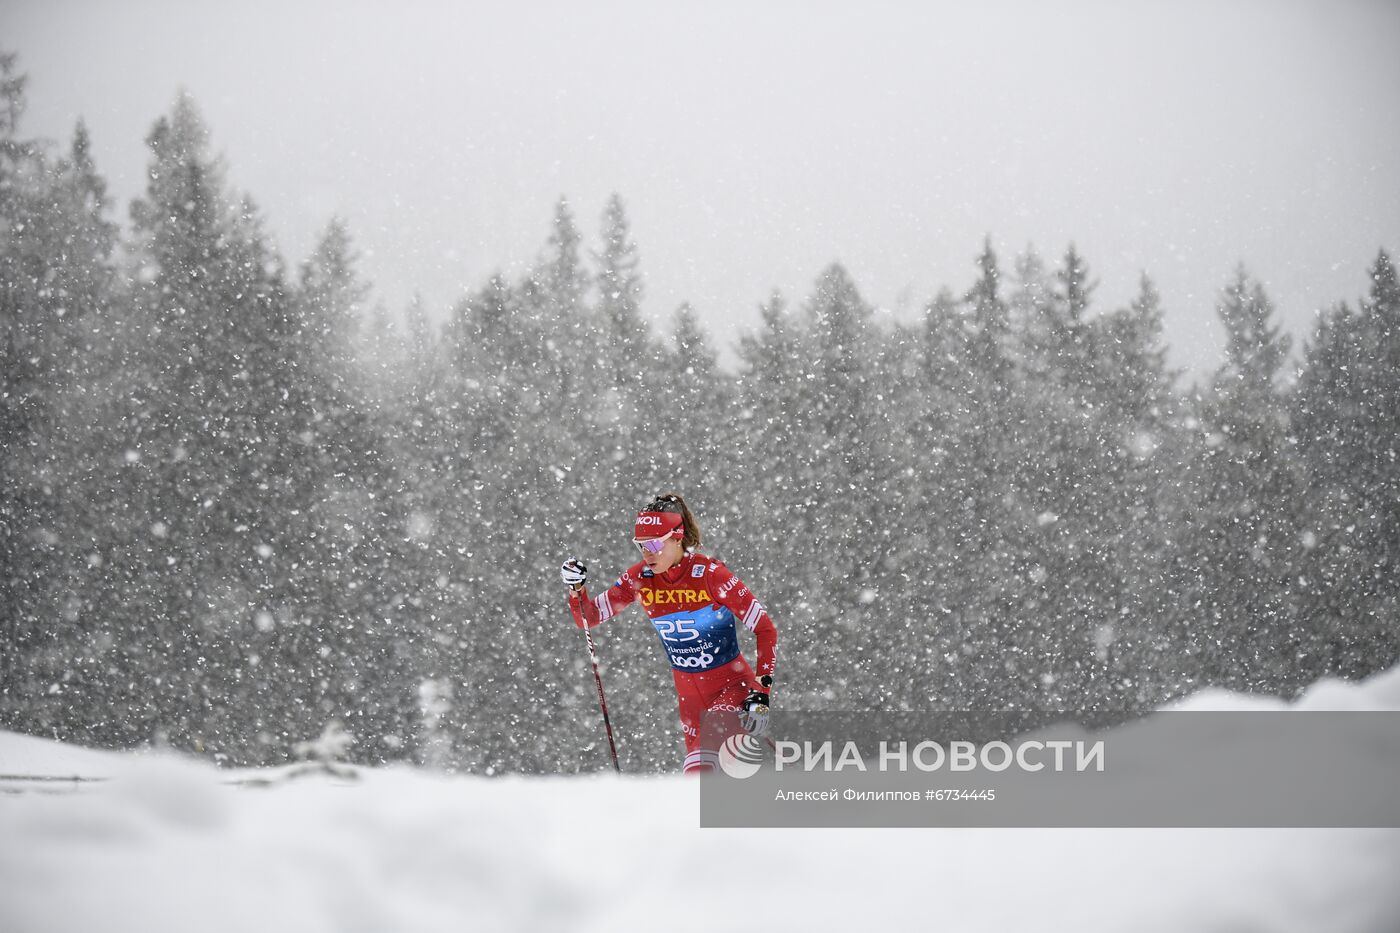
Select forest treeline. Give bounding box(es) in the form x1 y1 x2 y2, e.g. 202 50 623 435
2 58 1397 772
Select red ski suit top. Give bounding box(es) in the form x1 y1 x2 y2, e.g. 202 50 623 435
569 552 777 772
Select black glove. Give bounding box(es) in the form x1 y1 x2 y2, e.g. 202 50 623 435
560 558 587 590
740 675 773 736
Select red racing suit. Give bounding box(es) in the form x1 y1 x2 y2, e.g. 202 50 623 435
569 551 777 773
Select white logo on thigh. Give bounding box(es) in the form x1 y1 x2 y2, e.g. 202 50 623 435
718 734 765 779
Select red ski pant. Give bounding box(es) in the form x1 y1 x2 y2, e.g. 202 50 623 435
673 657 760 774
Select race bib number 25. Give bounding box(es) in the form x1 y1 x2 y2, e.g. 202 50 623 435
654 617 700 643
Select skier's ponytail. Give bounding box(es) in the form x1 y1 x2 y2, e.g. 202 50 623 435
646 492 701 552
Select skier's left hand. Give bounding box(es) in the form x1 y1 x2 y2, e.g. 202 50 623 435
560 558 588 590
740 679 771 737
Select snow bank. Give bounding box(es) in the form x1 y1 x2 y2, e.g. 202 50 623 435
0 728 126 776
3 667 1399 933
1164 665 1400 713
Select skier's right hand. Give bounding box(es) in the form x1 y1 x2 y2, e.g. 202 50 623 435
560 558 588 590
739 682 771 737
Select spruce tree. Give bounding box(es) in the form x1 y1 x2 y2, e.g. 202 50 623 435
1293 250 1400 679
1182 266 1300 692
951 240 1026 705
0 58 119 737
594 193 649 402
1083 273 1183 705
81 92 335 757
733 290 808 664
291 219 414 762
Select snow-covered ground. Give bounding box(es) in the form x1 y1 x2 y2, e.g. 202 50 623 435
3 668 1400 933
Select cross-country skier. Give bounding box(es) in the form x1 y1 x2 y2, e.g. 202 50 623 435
561 493 778 774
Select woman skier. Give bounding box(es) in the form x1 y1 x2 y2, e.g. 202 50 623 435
561 493 778 774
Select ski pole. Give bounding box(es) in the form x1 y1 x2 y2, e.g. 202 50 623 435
581 620 621 772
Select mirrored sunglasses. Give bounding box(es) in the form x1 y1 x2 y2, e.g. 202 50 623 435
633 535 674 555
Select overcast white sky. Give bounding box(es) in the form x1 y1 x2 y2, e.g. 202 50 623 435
5 0 1398 377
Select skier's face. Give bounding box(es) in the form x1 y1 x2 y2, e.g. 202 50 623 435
637 535 683 572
